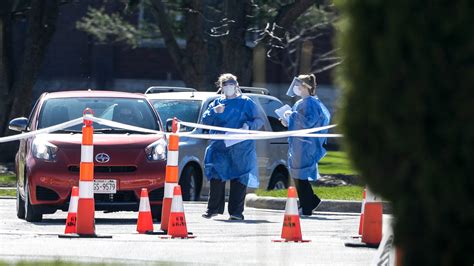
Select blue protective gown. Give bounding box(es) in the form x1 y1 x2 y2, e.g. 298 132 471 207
202 95 264 188
288 96 331 181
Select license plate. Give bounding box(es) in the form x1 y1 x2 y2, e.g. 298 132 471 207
94 179 117 194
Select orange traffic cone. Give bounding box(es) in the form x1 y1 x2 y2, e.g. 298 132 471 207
76 109 97 236
160 185 195 239
59 109 111 239
361 189 382 246
161 118 180 232
273 186 310 242
136 188 154 234
64 186 79 234
358 188 367 235
346 187 382 247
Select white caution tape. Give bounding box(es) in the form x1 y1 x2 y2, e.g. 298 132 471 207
0 117 83 143
0 117 342 144
91 117 164 135
179 120 336 135
90 117 341 140
173 132 343 141
179 121 266 134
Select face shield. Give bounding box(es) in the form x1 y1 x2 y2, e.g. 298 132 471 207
286 77 312 97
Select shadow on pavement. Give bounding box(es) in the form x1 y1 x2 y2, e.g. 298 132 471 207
213 219 274 224
95 218 137 225
32 219 66 225
32 218 138 225
300 216 345 221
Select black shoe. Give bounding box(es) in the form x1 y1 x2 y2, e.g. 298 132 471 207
202 212 218 219
299 197 322 217
229 214 244 221
314 196 322 211
299 207 312 217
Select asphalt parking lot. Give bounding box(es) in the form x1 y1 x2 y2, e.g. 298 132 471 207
0 198 389 265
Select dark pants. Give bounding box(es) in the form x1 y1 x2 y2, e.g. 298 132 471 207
293 178 321 215
206 179 247 217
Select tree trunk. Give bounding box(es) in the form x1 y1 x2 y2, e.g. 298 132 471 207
183 0 212 90
0 15 13 135
220 0 253 86
8 0 60 122
0 1 59 162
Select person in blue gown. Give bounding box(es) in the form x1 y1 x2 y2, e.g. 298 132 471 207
281 74 331 217
201 73 264 220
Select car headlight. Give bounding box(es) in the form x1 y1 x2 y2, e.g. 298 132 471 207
145 138 167 161
32 138 58 161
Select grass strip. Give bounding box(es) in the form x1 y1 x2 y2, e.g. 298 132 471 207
0 188 15 197
319 151 357 175
0 174 16 186
0 260 125 266
256 185 363 200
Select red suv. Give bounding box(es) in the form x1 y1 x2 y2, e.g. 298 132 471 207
9 91 167 222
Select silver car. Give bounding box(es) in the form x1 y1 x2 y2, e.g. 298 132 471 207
145 87 290 200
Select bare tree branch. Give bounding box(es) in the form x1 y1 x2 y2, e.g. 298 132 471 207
312 60 342 74
257 0 325 45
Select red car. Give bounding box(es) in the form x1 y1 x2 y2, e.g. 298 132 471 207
9 90 167 222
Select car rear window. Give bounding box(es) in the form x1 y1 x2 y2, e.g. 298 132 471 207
38 97 159 131
151 100 202 132
257 97 288 132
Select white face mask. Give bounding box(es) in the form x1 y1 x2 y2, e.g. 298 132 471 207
293 86 302 96
222 85 236 97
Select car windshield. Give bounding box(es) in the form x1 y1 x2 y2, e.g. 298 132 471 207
37 97 159 133
151 100 202 132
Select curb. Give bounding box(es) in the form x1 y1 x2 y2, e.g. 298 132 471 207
245 193 392 214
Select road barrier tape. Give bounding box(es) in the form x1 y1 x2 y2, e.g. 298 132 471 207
179 120 336 135
90 118 342 140
0 117 342 144
91 117 164 135
0 117 83 143
172 132 342 140
176 121 341 139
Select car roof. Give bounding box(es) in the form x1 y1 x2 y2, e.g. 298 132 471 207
145 91 279 102
41 90 147 100
145 91 218 101
145 86 197 94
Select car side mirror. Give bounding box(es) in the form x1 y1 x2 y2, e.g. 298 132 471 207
9 117 28 132
165 118 173 132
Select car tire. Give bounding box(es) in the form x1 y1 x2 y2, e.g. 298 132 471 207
268 171 289 190
151 205 162 222
24 178 43 222
179 165 201 201
16 181 25 219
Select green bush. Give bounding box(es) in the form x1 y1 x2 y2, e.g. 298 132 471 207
335 0 474 265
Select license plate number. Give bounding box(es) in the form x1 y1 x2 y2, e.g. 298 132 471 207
94 179 117 194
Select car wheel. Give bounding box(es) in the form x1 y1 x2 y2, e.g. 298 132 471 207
179 165 201 201
24 178 42 222
151 205 162 222
16 181 25 219
268 171 289 190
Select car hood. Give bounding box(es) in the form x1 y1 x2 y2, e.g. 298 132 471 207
33 134 165 166
38 133 164 148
